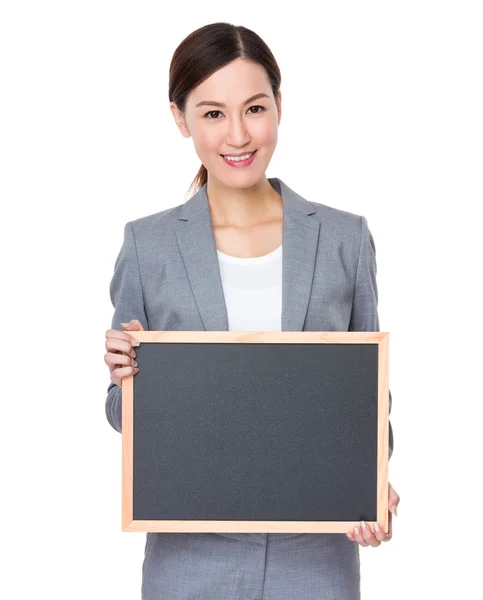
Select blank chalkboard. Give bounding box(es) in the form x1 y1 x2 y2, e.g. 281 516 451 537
121 331 389 534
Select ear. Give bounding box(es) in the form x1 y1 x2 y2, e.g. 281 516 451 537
170 101 191 139
276 90 282 126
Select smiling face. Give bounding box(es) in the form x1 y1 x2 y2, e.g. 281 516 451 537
170 57 281 188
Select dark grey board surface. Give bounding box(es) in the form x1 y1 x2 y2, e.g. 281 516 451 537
132 342 378 523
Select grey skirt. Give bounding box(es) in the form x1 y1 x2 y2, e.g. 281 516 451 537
141 532 361 600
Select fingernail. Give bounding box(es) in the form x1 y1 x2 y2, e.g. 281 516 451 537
346 532 353 540
133 360 138 367
392 505 398 516
374 523 380 532
121 323 129 328
361 521 366 530
131 338 140 347
354 527 359 536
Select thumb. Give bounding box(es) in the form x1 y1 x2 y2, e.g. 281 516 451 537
388 482 400 516
120 319 145 331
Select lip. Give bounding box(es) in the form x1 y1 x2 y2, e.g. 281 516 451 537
221 150 257 168
220 150 257 157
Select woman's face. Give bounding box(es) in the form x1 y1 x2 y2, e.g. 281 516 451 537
171 58 281 188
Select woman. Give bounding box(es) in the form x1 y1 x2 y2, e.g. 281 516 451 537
104 22 400 600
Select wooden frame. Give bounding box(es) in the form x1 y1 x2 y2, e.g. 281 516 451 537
121 331 389 534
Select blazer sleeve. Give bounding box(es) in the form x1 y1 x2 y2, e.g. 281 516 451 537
349 215 394 460
105 221 150 433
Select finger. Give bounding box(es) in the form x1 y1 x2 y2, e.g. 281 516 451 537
105 351 137 370
106 326 141 345
373 522 386 543
112 364 139 383
105 328 137 343
105 336 137 357
352 524 369 547
381 508 393 542
360 521 381 547
121 320 145 331
119 324 142 346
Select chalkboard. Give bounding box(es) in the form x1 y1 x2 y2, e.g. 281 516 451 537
121 331 389 534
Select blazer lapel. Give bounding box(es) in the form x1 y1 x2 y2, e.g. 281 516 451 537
175 177 320 332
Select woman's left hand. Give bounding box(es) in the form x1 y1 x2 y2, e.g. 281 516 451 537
346 482 400 547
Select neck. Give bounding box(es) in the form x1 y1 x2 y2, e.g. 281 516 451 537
206 176 282 228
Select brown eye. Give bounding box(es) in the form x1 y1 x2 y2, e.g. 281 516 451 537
205 110 222 119
204 105 266 119
248 105 266 114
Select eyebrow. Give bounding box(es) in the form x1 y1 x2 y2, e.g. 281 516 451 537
195 93 270 108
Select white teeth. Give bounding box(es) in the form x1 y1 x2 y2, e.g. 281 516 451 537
223 152 254 162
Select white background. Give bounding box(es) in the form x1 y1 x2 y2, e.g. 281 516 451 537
1 1 481 598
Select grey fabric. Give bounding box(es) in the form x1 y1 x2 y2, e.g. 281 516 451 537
105 176 394 598
141 533 360 600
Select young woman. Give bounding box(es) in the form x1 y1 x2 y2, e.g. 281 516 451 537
104 21 400 600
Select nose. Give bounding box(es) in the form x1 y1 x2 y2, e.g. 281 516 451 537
225 115 251 148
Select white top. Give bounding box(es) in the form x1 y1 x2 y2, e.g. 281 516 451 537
216 244 283 331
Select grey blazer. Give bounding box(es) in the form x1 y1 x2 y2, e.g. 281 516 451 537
105 176 393 597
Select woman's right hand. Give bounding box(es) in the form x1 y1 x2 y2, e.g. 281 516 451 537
104 319 144 386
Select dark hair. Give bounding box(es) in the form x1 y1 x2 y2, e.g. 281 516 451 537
168 22 281 198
